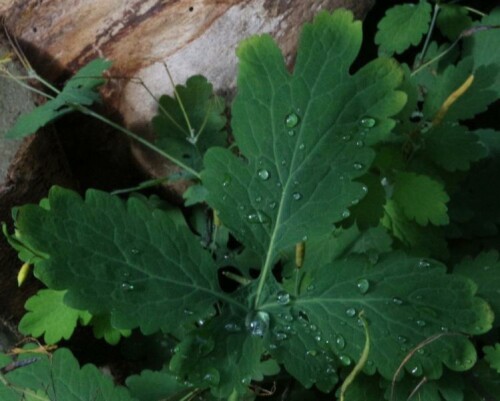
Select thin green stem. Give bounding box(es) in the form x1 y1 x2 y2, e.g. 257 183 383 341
163 63 195 142
0 69 56 99
416 2 440 68
464 6 486 17
111 176 170 195
411 36 461 77
78 106 201 179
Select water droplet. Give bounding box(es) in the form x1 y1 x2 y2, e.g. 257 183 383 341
245 311 270 337
241 377 251 385
285 112 300 128
341 135 351 142
314 335 322 342
397 335 407 344
339 355 352 366
224 322 242 332
355 140 364 147
306 350 317 357
268 201 277 210
356 278 370 294
359 117 376 128
353 162 364 170
184 309 194 315
351 198 360 205
298 143 305 150
121 281 135 291
292 192 302 201
345 308 357 317
302 235 308 241
257 169 270 181
309 324 317 332
222 195 227 201
274 331 288 341
307 284 315 292
284 314 293 322
418 259 431 268
392 297 404 305
410 365 422 376
247 210 271 224
288 130 295 137
276 291 291 305
341 209 351 218
222 175 232 187
326 366 335 374
361 185 368 193
416 320 426 327
280 160 287 166
336 335 346 350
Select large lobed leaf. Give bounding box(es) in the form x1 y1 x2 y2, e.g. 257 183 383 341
202 10 406 264
8 187 235 334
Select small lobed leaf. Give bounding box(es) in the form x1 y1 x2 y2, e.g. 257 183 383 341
18 289 91 345
392 172 450 226
5 59 112 139
454 250 500 327
8 186 231 334
269 252 493 382
152 75 226 173
422 123 487 172
88 315 131 345
0 348 134 401
375 0 432 55
484 344 500 374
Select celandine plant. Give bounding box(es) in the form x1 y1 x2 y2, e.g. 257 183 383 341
1 2 500 400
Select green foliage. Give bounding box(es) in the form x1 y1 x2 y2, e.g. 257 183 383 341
5 59 112 139
2 3 500 401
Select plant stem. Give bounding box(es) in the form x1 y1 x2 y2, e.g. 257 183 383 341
416 2 440 69
464 6 486 17
111 176 170 195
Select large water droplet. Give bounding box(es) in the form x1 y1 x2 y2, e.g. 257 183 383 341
245 311 270 337
360 117 376 128
336 334 346 350
292 192 302 201
257 169 270 181
356 278 370 294
339 355 352 366
276 291 291 305
285 112 300 128
247 210 271 224
121 281 135 291
345 308 357 317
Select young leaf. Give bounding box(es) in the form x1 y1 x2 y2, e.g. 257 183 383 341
484 345 500 374
202 10 406 273
454 250 500 327
393 172 449 226
375 0 432 55
8 186 238 334
5 59 112 139
88 315 131 345
436 4 472 40
152 75 226 172
265 252 493 382
18 289 91 344
422 123 487 172
0 348 134 401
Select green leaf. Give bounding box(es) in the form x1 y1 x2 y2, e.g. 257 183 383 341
484 345 500 373
375 0 432 55
126 369 190 401
347 173 386 228
463 8 500 95
202 10 406 265
183 183 209 206
467 360 500 399
0 348 134 401
422 57 498 122
88 315 131 345
393 172 449 226
18 289 91 344
436 4 472 40
349 225 393 256
422 123 487 172
9 186 235 334
267 252 493 381
5 59 112 139
454 250 500 327
152 75 226 172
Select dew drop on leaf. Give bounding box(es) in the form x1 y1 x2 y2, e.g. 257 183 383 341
417 259 431 268
410 365 423 376
274 331 288 341
130 248 140 255
356 278 370 294
245 311 270 337
183 309 194 315
224 322 242 332
222 174 232 187
345 308 356 317
355 140 364 147
292 192 302 201
353 162 364 170
257 169 270 181
392 297 404 305
268 201 277 210
397 335 408 344
306 350 317 357
341 135 351 142
341 209 351 219
306 284 315 292
288 129 295 137
276 291 290 305
285 112 300 128
121 281 135 291
202 369 220 385
255 196 262 203
309 324 317 332
298 143 305 150
359 117 376 128
416 320 426 327
335 334 346 350
339 355 352 366
246 210 271 224
361 185 369 193
241 377 251 385
314 335 322 342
